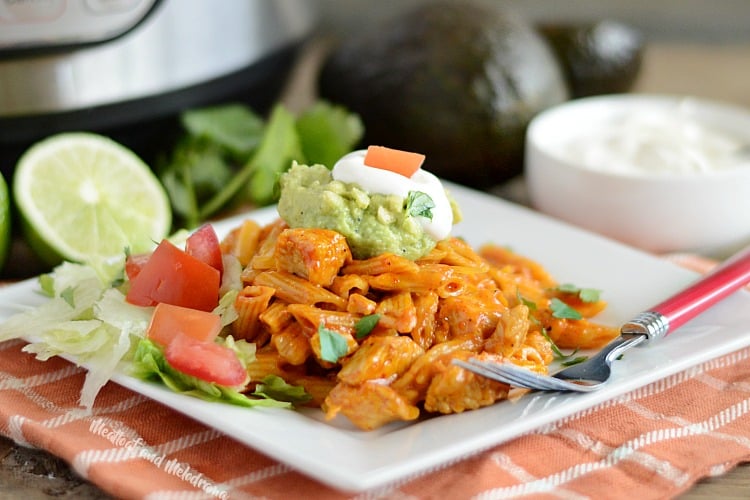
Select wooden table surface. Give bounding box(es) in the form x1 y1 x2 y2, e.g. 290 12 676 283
3 38 750 499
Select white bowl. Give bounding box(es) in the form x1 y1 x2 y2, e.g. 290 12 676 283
525 94 750 258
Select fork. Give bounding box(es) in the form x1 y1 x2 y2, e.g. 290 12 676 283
454 244 750 392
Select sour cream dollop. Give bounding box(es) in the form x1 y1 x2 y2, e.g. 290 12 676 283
332 150 453 241
563 106 750 175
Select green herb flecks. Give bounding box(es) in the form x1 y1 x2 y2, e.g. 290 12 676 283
540 328 587 367
518 289 588 366
549 297 583 320
516 290 537 311
553 283 602 303
318 324 350 363
355 314 380 339
406 191 435 220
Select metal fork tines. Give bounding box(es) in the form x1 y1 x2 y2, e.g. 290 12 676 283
454 333 648 392
453 359 590 392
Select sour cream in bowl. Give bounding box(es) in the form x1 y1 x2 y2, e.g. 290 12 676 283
525 94 750 257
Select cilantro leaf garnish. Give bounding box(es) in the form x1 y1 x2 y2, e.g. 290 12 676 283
540 328 588 366
554 283 601 303
406 191 435 220
549 298 583 320
578 288 601 303
516 290 537 311
355 314 380 339
318 324 349 363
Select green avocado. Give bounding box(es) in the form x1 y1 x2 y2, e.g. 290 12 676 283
318 1 569 188
538 20 644 98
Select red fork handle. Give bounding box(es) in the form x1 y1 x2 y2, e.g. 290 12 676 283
655 245 750 332
621 245 750 341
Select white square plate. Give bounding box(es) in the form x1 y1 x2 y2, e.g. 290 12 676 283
3 183 750 493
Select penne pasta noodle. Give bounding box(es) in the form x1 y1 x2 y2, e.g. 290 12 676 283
250 219 287 271
246 350 288 381
232 285 275 344
272 321 312 366
375 291 417 333
330 274 370 299
436 238 490 272
366 268 444 293
216 217 618 431
479 244 557 288
220 219 263 266
346 293 377 315
259 302 293 335
253 270 347 310
342 253 420 275
287 304 359 335
411 290 439 350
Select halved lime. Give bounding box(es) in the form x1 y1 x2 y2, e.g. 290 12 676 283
13 132 172 267
0 173 10 272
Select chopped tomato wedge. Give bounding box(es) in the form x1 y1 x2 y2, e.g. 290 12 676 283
363 145 425 178
125 239 220 311
185 223 224 275
124 252 150 281
146 303 222 347
164 332 247 387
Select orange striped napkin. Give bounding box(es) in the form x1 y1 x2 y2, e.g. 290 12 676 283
2 255 750 499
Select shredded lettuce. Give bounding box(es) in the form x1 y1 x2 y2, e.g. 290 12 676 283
22 320 109 359
75 321 134 409
219 254 243 296
130 339 292 408
253 375 312 405
95 288 153 335
0 265 104 341
0 263 147 411
213 289 239 327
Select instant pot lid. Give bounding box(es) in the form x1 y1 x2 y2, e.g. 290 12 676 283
0 0 317 141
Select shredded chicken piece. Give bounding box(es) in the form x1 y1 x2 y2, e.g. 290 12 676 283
424 351 510 414
484 304 531 357
274 228 351 286
323 381 419 430
391 336 483 405
337 335 424 385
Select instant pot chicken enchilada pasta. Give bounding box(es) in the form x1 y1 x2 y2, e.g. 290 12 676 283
217 146 619 430
0 145 619 432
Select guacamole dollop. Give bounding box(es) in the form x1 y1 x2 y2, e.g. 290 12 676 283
277 163 439 260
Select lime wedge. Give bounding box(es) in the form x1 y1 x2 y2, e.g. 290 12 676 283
0 173 10 272
13 132 172 267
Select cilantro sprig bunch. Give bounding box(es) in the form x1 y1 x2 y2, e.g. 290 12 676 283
159 101 363 228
